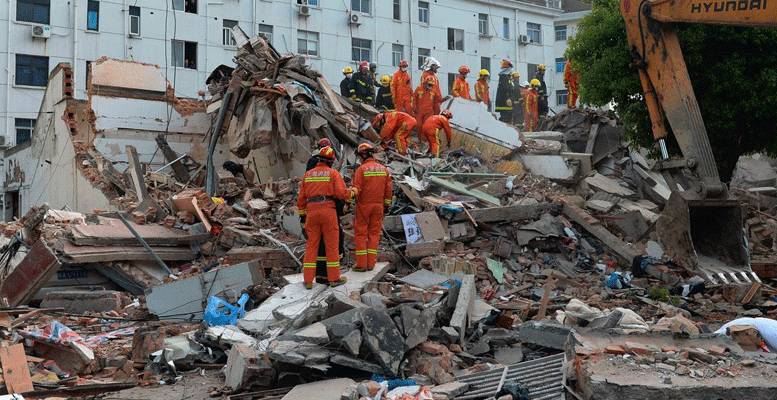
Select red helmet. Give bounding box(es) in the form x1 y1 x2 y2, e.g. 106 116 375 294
458 66 470 75
441 109 453 119
501 60 514 68
357 143 375 155
359 61 369 70
424 76 436 86
399 59 409 68
317 146 336 161
371 113 385 127
317 138 332 148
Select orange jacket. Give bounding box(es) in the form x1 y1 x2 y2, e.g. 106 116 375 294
391 70 413 101
422 115 452 143
452 76 471 99
297 163 352 216
353 158 392 207
421 71 442 98
381 111 417 140
475 80 490 105
563 60 578 86
414 84 440 115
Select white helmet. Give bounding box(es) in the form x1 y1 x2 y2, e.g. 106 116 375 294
423 57 441 71
522 81 530 87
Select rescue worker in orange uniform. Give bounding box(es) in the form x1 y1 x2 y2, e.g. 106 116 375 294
452 66 471 99
421 57 443 114
413 77 441 137
298 147 354 289
475 69 491 110
421 110 453 158
372 111 417 155
352 143 393 272
390 60 413 114
564 60 579 108
524 79 540 132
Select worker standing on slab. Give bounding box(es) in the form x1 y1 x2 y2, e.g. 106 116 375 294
352 61 373 104
375 75 394 111
414 76 441 138
340 67 355 98
495 60 516 123
534 64 549 118
372 111 417 155
525 79 540 132
564 60 579 108
298 147 353 289
475 69 491 110
511 72 524 128
421 110 453 158
421 57 443 114
391 60 413 114
352 143 392 272
452 66 471 100
305 138 345 284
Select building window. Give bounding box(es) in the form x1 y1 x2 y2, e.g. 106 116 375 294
392 44 404 67
418 48 430 70
481 57 491 73
447 28 464 51
393 0 401 20
87 1 99 31
86 60 92 89
258 24 273 44
172 40 197 69
223 19 237 46
172 0 197 13
297 30 319 56
447 73 456 96
15 118 35 146
556 58 566 73
555 25 567 41
503 17 509 39
527 22 541 44
351 0 370 13
418 1 429 24
15 54 48 87
297 0 319 6
557 89 568 106
528 63 539 78
129 6 140 36
17 0 50 24
352 38 371 62
478 13 488 36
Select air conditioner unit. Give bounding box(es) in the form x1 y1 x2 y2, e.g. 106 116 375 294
31 24 51 39
519 34 531 45
298 5 310 17
0 136 8 149
349 13 361 25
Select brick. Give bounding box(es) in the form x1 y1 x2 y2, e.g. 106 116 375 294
624 341 658 356
708 346 726 356
605 344 626 355
418 342 452 356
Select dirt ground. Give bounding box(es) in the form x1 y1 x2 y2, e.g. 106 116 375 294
103 369 222 400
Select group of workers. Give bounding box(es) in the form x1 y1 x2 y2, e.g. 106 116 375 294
298 139 392 289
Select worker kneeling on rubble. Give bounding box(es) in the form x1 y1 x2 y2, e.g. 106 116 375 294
298 146 354 289
372 111 417 156
352 143 393 272
421 109 453 158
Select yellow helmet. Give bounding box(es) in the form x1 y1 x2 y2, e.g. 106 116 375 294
343 67 354 74
537 64 546 71
510 71 520 78
479 69 490 78
530 78 540 87
380 75 390 84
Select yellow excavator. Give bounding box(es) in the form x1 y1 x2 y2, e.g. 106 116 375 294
620 0 776 283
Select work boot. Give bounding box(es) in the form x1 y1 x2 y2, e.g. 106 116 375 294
304 281 313 290
315 276 328 284
329 277 347 287
352 266 370 272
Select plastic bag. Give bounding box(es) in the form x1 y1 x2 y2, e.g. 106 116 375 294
203 293 249 326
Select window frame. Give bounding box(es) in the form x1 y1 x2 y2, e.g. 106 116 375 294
447 28 464 52
480 56 491 74
555 25 567 41
527 22 541 44
392 44 404 67
222 19 238 47
172 0 197 13
87 0 99 31
351 0 370 14
351 38 372 62
418 1 429 24
393 0 401 20
418 48 430 70
556 89 568 106
14 118 35 146
555 58 566 73
258 24 273 44
15 54 49 87
172 40 198 69
128 6 141 36
478 13 488 36
503 17 509 39
297 30 319 57
17 0 50 25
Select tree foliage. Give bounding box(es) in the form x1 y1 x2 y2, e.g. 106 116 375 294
566 0 777 180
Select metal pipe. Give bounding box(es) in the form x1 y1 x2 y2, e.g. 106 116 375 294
205 90 233 195
115 212 173 276
154 153 188 173
259 229 302 267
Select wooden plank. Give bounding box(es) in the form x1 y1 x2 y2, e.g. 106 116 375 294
155 134 191 183
318 76 345 114
428 176 500 206
562 203 642 262
125 145 148 200
0 240 62 307
533 276 556 321
0 344 34 393
741 281 761 305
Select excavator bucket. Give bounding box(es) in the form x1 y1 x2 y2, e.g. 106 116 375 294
656 192 758 284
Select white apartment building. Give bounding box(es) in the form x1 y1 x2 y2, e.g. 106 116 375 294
0 0 587 150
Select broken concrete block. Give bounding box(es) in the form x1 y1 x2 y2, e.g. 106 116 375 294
281 378 355 400
494 346 524 365
342 330 362 356
131 326 166 361
449 275 475 344
360 291 389 309
322 308 363 342
41 290 129 314
361 307 405 375
404 307 436 350
224 344 274 390
732 156 777 188
431 382 470 399
292 322 330 345
329 354 384 374
517 321 572 350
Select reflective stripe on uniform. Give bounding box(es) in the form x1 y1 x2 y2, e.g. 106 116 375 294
305 177 331 182
355 250 368 255
367 249 378 254
364 171 387 176
303 263 316 269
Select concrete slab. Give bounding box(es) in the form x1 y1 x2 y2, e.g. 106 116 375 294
449 275 475 344
446 97 523 149
519 154 578 183
400 269 449 289
361 307 405 375
281 378 355 400
518 320 573 350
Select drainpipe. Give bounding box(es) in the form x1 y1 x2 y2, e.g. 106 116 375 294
407 0 413 82
73 0 79 98
6 0 12 147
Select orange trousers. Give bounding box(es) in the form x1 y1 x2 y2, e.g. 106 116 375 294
388 121 415 155
394 96 412 114
303 207 341 283
423 128 444 158
354 203 384 270
415 111 433 141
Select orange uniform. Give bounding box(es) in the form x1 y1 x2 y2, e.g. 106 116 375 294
421 115 452 158
524 89 539 132
564 60 579 108
414 84 441 138
452 76 471 99
475 80 490 107
352 158 392 270
391 69 413 114
422 71 443 114
380 111 417 155
297 163 353 284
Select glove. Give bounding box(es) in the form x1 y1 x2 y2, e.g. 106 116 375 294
299 215 306 224
351 95 357 100
506 99 512 107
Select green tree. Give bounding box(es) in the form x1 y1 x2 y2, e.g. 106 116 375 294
566 0 777 181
